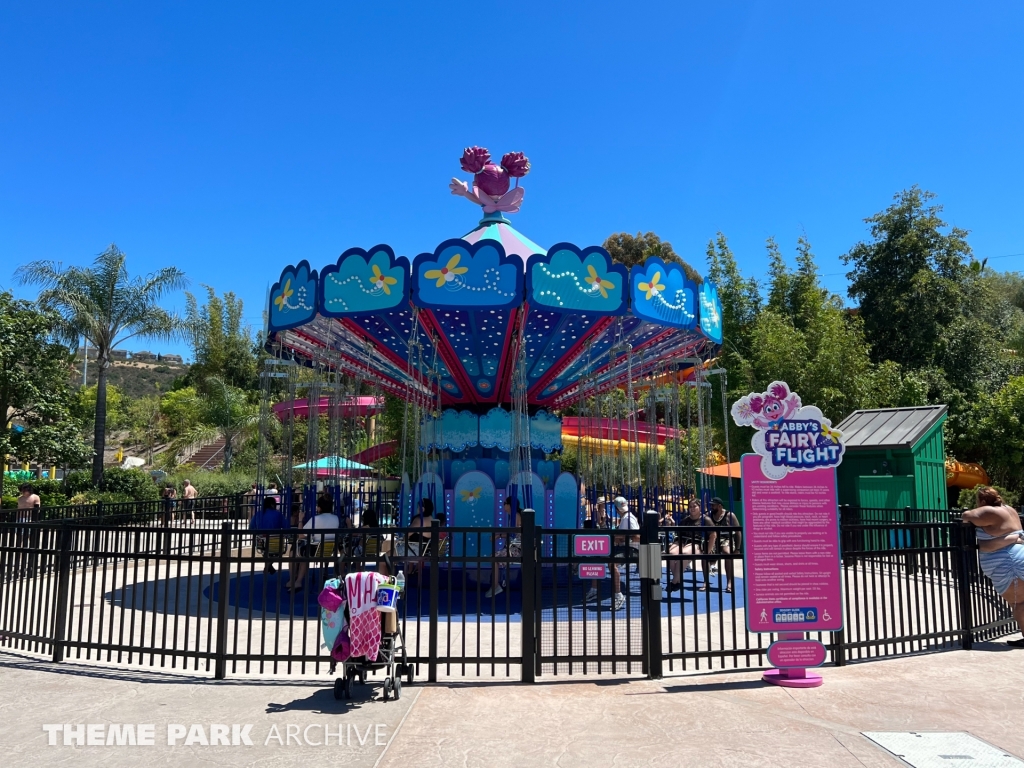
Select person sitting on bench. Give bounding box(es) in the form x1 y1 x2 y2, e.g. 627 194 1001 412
285 496 340 592
250 496 289 574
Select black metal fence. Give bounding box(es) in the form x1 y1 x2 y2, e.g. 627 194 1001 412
0 488 404 527
0 508 1017 682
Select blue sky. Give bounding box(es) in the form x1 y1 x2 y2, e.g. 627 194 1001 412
2 2 1022 360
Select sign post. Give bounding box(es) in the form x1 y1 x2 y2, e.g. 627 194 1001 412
731 381 845 688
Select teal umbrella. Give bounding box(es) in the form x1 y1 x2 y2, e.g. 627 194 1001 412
292 456 374 472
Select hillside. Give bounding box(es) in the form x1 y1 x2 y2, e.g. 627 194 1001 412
72 359 190 398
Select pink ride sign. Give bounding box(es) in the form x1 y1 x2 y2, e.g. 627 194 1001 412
741 453 843 634
579 564 608 579
731 381 847 689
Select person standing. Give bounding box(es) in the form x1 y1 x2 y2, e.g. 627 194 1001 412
16 484 40 523
962 487 1024 648
709 497 741 593
486 497 522 598
667 499 715 592
243 483 259 517
182 479 197 523
609 497 639 611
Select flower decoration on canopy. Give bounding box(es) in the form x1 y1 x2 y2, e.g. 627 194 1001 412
449 146 530 214
274 279 293 310
585 264 615 298
460 487 483 503
369 264 398 295
424 254 469 287
638 271 665 300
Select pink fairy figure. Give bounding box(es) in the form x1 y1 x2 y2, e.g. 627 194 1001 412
747 382 801 429
449 146 530 213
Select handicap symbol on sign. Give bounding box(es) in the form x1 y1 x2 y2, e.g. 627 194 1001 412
822 609 831 622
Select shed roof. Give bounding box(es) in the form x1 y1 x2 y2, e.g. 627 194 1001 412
835 405 948 450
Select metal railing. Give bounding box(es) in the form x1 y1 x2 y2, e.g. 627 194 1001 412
0 508 1017 682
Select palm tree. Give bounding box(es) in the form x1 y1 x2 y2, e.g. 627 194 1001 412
16 244 188 485
170 377 260 472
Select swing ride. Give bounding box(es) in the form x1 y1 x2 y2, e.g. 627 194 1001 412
258 147 730 539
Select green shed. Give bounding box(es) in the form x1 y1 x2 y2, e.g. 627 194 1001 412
834 405 949 510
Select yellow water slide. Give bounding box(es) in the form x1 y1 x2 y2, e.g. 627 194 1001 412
945 458 990 489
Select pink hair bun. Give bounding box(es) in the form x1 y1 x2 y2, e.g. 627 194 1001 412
460 146 491 174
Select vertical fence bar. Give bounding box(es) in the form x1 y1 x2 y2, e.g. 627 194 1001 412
428 519 439 683
214 521 232 679
51 523 73 663
953 522 975 651
521 509 536 683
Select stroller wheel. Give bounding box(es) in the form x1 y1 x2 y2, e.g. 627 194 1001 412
383 677 393 702
406 665 414 686
393 676 402 700
333 678 344 701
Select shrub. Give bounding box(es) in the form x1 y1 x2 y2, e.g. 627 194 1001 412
69 490 134 505
63 470 93 496
39 491 68 508
1 496 16 509
102 467 160 501
165 470 255 498
956 484 1020 510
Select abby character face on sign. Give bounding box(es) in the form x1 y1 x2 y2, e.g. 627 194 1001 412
747 382 800 430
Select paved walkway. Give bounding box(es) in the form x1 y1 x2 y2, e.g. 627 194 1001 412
2 642 1022 767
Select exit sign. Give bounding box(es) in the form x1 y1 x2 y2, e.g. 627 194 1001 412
574 534 611 557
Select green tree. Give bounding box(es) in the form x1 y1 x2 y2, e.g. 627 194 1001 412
170 377 259 472
603 231 702 282
765 235 828 333
16 244 188 485
0 291 89 467
842 187 973 370
184 286 259 391
747 311 808 392
161 386 202 437
706 232 761 364
970 376 1024 494
79 383 127 431
123 393 165 465
859 361 928 410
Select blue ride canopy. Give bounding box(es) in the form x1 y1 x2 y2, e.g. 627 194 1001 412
266 211 723 411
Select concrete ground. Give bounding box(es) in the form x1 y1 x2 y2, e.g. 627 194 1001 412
2 641 1023 767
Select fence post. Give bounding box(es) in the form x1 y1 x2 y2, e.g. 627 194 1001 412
520 509 537 683
427 519 440 683
51 523 73 663
214 521 232 679
953 522 975 650
642 511 663 679
833 629 847 666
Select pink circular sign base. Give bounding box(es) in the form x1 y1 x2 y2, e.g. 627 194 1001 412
762 669 823 688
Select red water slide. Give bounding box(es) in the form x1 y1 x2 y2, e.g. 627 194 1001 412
271 396 384 420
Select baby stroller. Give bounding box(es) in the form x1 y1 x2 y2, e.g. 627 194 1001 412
330 619 413 701
320 573 414 702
